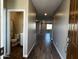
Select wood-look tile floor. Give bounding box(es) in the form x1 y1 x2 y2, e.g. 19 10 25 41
27 33 61 59
4 44 23 59
4 33 61 59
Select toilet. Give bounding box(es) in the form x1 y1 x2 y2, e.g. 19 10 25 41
11 34 19 47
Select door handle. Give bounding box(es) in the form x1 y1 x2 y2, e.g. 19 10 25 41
0 47 4 56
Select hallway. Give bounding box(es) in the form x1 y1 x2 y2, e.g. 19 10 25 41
27 32 60 59
4 32 60 59
1 0 77 59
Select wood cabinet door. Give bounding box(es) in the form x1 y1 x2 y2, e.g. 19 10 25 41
67 0 78 59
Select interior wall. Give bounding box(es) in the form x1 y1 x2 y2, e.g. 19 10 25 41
4 0 29 57
28 0 36 56
41 21 46 32
53 0 70 59
0 0 1 46
38 22 42 34
10 12 23 35
0 0 1 59
5 0 27 9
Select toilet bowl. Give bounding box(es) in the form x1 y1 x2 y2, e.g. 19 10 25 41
11 34 19 47
11 39 19 47
11 38 17 43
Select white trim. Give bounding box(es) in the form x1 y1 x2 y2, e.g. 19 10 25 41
6 9 25 57
3 9 7 57
23 55 28 58
28 42 36 57
1 0 4 59
23 9 28 57
53 41 64 59
23 42 36 58
1 0 3 48
7 9 25 12
1 56 3 59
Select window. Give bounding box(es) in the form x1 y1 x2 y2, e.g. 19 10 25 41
46 24 52 30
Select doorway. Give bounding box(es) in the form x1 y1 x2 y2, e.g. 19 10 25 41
4 9 25 59
46 23 53 41
10 12 23 58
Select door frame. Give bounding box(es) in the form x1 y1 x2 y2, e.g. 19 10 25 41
5 9 25 57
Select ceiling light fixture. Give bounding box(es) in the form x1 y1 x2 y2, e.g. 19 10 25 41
44 13 47 16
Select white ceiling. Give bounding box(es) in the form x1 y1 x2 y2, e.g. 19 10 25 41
32 0 63 16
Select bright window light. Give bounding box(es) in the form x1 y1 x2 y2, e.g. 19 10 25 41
46 24 52 30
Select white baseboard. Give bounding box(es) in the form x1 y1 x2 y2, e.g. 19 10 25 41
53 41 64 59
4 55 10 57
23 41 36 58
26 42 36 58
1 56 3 59
23 54 28 58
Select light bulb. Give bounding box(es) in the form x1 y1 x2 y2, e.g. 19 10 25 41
44 13 47 16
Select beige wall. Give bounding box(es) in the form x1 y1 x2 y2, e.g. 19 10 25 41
10 12 23 35
6 0 27 9
0 3 1 59
0 0 3 58
53 0 70 59
0 0 1 46
0 12 1 46
28 0 36 55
